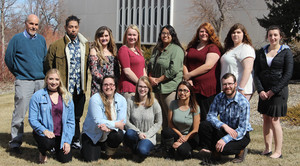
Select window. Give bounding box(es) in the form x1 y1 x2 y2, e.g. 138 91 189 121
117 0 172 44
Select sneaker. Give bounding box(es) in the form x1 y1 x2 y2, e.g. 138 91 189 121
232 148 248 163
71 141 81 150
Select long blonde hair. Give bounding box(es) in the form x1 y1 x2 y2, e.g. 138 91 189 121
92 26 117 66
122 24 142 51
44 69 72 106
134 76 155 108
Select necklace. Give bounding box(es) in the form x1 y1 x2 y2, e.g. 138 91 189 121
130 47 140 55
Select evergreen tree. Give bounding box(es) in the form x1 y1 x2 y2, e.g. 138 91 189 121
257 0 300 43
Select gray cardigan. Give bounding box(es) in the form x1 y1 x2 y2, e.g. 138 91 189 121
126 98 162 145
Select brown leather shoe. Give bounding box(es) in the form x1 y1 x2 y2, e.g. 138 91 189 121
232 148 248 163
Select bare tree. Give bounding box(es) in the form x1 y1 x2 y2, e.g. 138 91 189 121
1 0 17 80
189 0 249 39
22 0 65 35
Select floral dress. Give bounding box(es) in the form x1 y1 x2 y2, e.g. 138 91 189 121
88 54 120 96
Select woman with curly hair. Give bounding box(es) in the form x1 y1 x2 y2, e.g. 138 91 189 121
88 26 119 96
221 23 256 100
183 22 222 121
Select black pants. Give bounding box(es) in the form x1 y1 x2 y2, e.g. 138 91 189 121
195 93 216 122
162 127 199 159
33 131 72 163
72 92 86 142
81 130 124 162
199 121 250 155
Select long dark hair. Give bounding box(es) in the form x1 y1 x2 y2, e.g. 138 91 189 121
154 25 184 52
175 81 199 114
224 23 253 52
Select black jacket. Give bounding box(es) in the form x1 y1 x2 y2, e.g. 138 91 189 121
254 45 293 94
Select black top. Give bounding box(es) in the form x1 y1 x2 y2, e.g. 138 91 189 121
254 46 293 94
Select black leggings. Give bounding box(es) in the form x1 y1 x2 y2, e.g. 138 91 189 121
33 131 72 163
81 130 124 162
162 127 199 159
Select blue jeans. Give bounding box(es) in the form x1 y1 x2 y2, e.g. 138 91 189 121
124 129 154 157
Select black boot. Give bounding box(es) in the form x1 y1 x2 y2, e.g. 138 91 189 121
162 138 175 159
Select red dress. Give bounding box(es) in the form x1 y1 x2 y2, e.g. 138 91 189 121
118 45 145 93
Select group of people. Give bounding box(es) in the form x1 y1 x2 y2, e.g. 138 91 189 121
5 13 293 164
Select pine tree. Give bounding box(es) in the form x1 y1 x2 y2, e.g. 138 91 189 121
257 0 300 43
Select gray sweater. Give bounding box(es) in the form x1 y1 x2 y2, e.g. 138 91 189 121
126 98 162 145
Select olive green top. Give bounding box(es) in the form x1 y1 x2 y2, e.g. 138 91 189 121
148 43 184 94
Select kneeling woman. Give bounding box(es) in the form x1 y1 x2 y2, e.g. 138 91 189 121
162 81 200 159
29 69 75 163
81 75 127 162
124 76 162 161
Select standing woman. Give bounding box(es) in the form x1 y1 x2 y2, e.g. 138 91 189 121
161 81 200 159
118 25 146 100
81 75 127 162
148 25 185 129
221 23 255 100
254 25 293 159
29 69 75 163
124 76 162 161
183 22 222 122
88 26 119 96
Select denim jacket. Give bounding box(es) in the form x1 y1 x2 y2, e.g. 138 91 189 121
82 93 127 144
28 88 75 149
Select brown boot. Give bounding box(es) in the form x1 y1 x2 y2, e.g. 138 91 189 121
232 148 248 163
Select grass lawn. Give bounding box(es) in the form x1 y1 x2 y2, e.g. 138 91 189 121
1 90 300 165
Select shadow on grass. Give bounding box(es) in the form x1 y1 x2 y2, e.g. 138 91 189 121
248 148 262 155
0 132 39 163
0 132 36 148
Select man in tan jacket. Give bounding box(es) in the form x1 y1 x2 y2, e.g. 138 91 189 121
44 15 89 150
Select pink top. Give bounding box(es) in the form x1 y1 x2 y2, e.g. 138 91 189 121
117 45 145 93
185 44 221 97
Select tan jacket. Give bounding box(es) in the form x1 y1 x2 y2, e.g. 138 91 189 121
45 33 89 92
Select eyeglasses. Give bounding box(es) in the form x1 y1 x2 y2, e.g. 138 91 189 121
178 89 190 94
222 83 235 87
161 32 170 36
103 83 115 87
138 85 148 89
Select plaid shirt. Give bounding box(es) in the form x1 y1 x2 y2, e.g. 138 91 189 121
68 37 81 94
207 91 253 144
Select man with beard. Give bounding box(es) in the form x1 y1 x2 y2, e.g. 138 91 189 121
5 14 47 154
198 73 252 164
44 15 89 150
